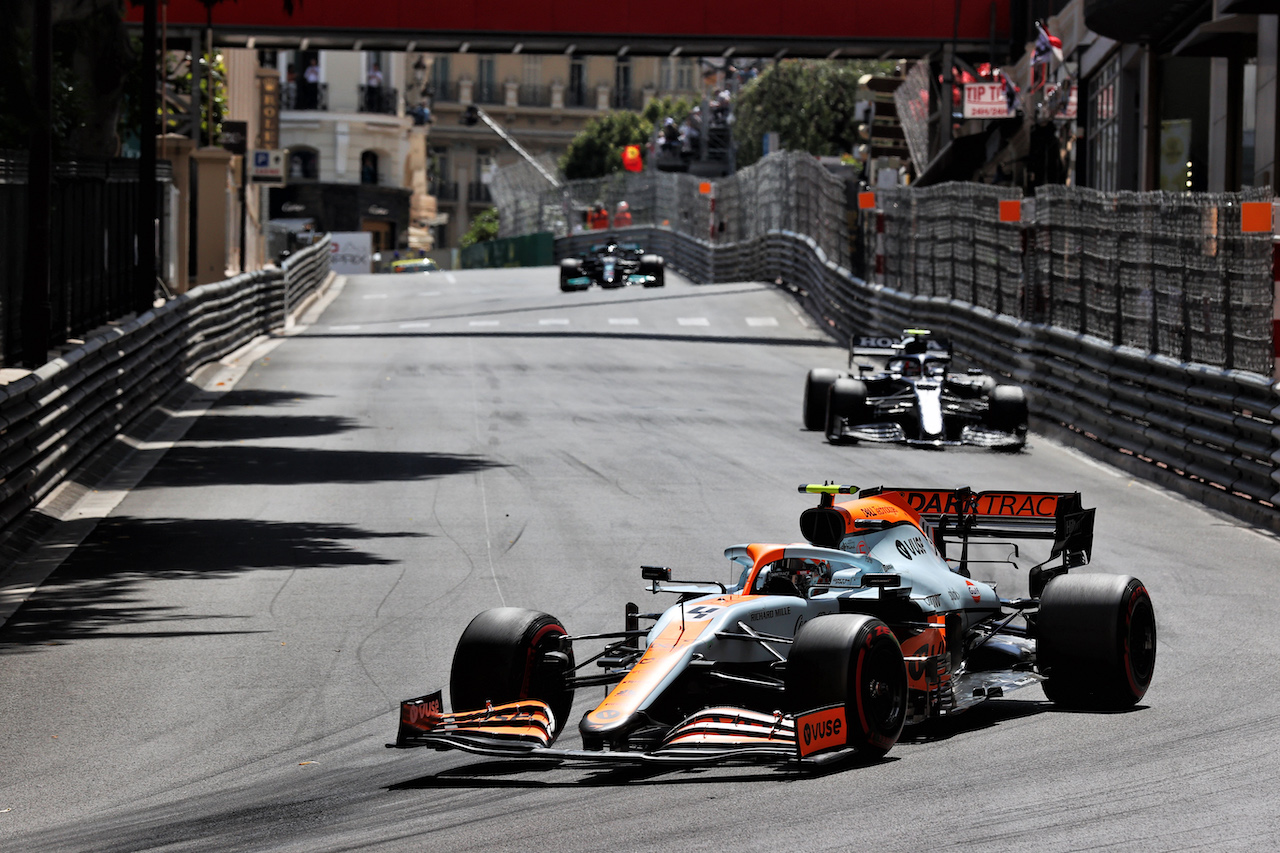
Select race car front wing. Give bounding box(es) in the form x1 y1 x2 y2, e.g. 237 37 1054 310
390 691 854 765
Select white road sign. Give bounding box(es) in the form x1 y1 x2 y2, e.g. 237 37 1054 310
249 149 285 184
963 83 1014 120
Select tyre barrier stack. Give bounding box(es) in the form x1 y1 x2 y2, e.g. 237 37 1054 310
556 227 1280 531
0 237 332 541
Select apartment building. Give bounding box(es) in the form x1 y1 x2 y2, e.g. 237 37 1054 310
261 49 435 254
425 52 703 247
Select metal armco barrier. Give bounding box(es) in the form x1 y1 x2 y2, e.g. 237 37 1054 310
0 237 331 538
557 226 1280 530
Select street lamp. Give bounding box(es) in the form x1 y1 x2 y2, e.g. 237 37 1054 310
413 55 427 93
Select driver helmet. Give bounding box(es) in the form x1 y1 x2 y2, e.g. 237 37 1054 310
764 558 831 597
901 359 922 377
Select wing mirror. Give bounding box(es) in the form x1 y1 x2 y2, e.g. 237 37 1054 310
641 565 671 581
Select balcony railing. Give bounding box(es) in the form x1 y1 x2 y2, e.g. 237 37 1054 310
518 84 552 107
429 80 459 102
473 82 502 105
357 85 399 115
282 81 329 111
564 86 590 108
611 88 643 110
467 182 493 204
431 181 459 202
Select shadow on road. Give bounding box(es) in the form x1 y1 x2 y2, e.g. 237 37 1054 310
134 447 502 489
387 750 895 790
182 413 366 442
0 517 423 651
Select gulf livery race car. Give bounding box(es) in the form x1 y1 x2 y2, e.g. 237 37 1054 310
559 239 665 291
803 329 1028 449
390 484 1156 766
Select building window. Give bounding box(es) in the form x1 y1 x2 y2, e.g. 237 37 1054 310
361 150 379 185
1087 54 1120 192
430 54 451 101
522 55 541 87
676 58 695 91
614 56 632 109
477 55 497 104
568 57 586 107
290 147 319 181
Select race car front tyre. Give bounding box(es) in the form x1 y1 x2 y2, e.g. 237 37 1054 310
1036 574 1156 711
450 607 576 739
803 369 840 431
639 254 665 287
985 385 1028 436
786 614 907 758
826 378 870 443
559 259 585 292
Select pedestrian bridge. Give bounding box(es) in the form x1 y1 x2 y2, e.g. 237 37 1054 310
129 0 1012 58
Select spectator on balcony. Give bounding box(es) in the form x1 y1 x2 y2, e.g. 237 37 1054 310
366 63 384 112
679 108 702 158
410 99 432 125
301 58 320 110
660 117 680 154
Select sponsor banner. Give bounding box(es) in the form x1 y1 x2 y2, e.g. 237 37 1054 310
330 231 373 275
963 83 1014 120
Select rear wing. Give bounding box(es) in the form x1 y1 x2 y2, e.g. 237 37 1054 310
848 329 951 368
861 486 1095 570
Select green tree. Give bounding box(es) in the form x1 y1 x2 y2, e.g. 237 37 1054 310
461 207 500 248
733 60 895 168
559 95 694 180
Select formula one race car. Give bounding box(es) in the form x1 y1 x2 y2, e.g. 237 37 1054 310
803 329 1028 449
559 238 665 291
391 483 1156 767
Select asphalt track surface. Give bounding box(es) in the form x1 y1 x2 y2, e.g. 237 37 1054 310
2 267 1278 852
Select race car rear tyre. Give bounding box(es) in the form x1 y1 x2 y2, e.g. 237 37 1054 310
985 384 1028 435
803 369 840 431
450 607 576 739
786 614 907 758
1036 574 1156 711
826 378 870 443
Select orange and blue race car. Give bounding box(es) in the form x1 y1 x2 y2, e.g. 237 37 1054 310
390 484 1156 766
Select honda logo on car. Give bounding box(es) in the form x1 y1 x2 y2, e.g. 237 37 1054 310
797 706 847 757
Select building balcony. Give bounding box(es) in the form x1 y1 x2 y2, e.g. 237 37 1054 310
358 85 399 115
431 181 460 202
283 81 329 111
518 84 552 107
473 83 503 105
467 182 493 204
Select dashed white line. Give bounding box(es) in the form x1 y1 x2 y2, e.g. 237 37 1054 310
469 320 500 327
329 325 362 331
400 322 432 329
609 318 640 326
678 317 710 326
746 317 779 327
539 318 570 326
363 293 389 300
419 291 441 297
445 274 457 284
